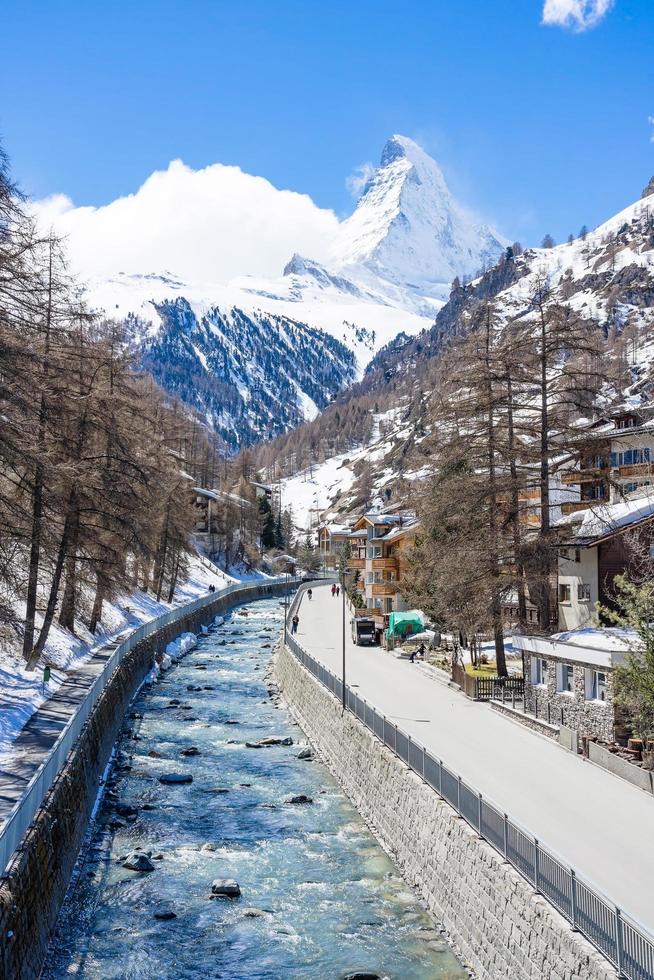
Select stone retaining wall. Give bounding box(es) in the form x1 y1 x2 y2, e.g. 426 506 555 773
274 642 617 980
0 580 287 980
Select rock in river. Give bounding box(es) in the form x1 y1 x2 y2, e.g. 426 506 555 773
123 852 155 872
180 747 201 757
245 736 293 749
153 907 177 921
159 773 193 785
286 794 313 805
297 747 313 761
211 878 241 898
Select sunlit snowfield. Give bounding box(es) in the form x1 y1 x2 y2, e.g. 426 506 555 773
43 598 466 979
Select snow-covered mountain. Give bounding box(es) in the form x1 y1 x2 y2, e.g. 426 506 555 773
329 135 507 302
86 135 509 448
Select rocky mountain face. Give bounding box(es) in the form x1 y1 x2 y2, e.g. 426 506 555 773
89 136 508 450
329 135 507 301
138 299 356 451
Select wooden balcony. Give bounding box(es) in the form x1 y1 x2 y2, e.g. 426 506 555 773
370 557 398 571
561 468 606 485
370 582 399 596
617 462 654 478
348 557 365 570
560 501 592 515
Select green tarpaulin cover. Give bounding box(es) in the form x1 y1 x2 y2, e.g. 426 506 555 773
385 611 424 640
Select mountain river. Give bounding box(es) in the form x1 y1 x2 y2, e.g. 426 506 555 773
42 596 466 979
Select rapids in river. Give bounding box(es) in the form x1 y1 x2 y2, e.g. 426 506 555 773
43 596 466 979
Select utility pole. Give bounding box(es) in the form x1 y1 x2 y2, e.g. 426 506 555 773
284 571 288 644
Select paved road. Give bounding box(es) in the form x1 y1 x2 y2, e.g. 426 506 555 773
296 584 654 933
0 633 125 822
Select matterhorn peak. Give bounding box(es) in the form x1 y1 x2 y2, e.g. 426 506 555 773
330 134 506 295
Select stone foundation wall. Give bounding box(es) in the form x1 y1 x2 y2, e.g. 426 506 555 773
490 699 560 740
274 642 617 980
0 580 287 980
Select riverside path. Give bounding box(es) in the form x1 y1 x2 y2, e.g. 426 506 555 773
295 583 654 934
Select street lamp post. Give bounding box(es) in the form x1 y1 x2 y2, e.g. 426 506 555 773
341 569 346 713
284 571 289 643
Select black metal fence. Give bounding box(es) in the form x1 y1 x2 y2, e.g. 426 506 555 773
285 585 654 980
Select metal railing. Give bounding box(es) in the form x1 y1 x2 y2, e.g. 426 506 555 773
284 584 654 980
0 574 299 876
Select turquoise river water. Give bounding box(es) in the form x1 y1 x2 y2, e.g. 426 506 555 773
42 597 466 979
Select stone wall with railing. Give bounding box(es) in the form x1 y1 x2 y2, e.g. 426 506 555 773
274 640 621 980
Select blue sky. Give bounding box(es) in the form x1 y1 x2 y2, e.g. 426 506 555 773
1 0 653 247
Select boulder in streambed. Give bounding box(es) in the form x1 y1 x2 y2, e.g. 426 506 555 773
210 878 241 898
159 773 193 785
285 794 313 805
297 747 313 761
180 747 201 757
153 907 177 920
123 852 155 872
342 974 381 980
245 736 293 748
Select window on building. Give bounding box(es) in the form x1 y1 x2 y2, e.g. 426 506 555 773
577 583 591 602
532 657 547 686
584 484 606 500
559 584 571 603
585 669 607 702
610 447 651 467
557 663 574 693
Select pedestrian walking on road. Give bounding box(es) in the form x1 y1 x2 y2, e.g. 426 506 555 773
331 584 336 597
418 642 426 660
336 585 340 598
409 649 417 664
307 588 313 600
291 614 299 635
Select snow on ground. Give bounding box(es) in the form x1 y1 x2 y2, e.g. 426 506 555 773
280 404 419 531
281 451 358 531
0 554 267 758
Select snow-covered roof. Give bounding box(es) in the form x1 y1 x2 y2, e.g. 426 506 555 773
378 519 420 542
514 628 638 668
574 492 654 542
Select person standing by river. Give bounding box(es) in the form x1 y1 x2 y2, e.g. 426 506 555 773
291 613 299 634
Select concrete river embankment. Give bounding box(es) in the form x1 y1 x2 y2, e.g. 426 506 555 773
41 597 466 979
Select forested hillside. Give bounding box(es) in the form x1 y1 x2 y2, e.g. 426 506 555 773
137 298 357 450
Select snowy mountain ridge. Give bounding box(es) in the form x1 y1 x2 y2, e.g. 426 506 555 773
86 135 510 448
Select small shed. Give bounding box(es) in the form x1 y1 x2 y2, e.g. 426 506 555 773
385 610 424 642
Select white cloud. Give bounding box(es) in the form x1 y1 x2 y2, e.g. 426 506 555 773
649 116 654 143
541 0 614 31
345 162 375 199
32 159 340 285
